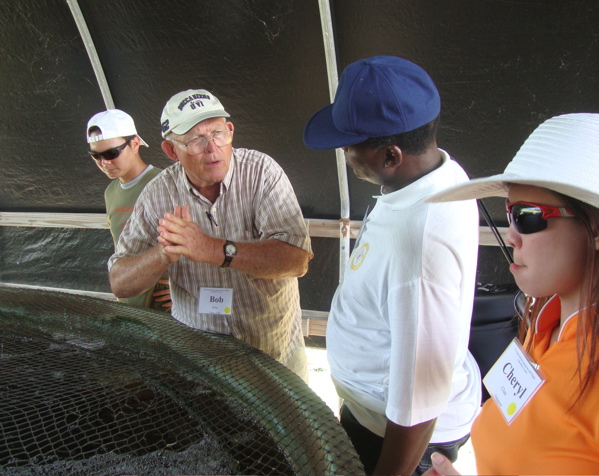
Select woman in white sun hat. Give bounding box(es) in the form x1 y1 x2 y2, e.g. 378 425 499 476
422 113 599 475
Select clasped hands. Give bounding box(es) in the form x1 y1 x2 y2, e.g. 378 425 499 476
157 204 217 265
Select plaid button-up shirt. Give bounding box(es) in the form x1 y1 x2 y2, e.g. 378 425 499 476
109 148 312 365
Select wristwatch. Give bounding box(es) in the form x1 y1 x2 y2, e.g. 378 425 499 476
221 240 238 268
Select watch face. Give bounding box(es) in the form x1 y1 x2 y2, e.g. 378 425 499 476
225 243 237 255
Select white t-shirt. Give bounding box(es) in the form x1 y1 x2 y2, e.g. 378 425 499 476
327 150 481 443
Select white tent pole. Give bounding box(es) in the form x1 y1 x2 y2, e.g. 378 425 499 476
66 0 115 110
317 0 351 283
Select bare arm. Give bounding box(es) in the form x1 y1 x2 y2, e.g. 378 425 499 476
157 204 312 279
372 418 436 476
228 239 311 279
110 244 173 298
110 206 184 299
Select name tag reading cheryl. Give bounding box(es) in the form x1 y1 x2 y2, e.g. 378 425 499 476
483 338 545 424
198 287 233 315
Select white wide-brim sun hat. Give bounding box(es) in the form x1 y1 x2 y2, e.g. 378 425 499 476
427 113 599 208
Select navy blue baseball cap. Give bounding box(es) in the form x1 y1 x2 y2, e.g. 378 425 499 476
303 56 441 150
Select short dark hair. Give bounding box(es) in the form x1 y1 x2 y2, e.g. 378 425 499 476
360 115 440 155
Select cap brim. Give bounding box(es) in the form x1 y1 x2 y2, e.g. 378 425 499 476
303 104 370 150
166 112 230 137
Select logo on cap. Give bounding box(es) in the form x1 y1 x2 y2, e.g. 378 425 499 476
179 93 211 111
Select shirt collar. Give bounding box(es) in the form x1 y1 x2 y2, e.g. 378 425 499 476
178 149 237 199
374 149 453 209
220 148 236 192
535 294 580 342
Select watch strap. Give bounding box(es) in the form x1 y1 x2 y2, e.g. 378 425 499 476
221 240 237 268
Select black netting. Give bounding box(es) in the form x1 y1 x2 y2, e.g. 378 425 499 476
0 286 364 475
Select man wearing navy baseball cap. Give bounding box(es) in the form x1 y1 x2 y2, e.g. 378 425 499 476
304 56 480 475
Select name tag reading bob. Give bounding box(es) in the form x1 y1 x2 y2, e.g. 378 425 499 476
198 287 233 315
483 338 545 424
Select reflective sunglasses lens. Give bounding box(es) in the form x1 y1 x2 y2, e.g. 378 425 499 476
511 204 547 234
102 148 121 160
89 148 118 161
88 142 127 161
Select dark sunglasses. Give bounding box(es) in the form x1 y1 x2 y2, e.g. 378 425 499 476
506 201 576 234
88 140 131 161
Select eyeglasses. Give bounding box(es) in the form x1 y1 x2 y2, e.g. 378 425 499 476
171 129 232 155
506 201 576 234
88 140 131 161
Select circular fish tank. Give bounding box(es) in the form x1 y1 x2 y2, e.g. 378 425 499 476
0 286 364 475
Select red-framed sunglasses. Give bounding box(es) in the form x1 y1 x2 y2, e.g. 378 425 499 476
506 201 576 234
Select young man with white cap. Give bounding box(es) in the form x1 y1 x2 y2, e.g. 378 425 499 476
87 109 170 311
303 56 480 475
107 90 313 380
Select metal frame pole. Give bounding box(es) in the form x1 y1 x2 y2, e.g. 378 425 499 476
317 0 351 283
66 0 115 109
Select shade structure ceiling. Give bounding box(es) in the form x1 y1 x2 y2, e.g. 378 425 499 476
0 0 598 307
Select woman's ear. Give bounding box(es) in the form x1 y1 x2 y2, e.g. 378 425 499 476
594 234 599 251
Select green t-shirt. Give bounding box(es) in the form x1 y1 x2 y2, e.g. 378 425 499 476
105 166 169 312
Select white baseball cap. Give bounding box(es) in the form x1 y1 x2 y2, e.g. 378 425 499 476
86 109 148 147
160 89 230 138
427 113 599 208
